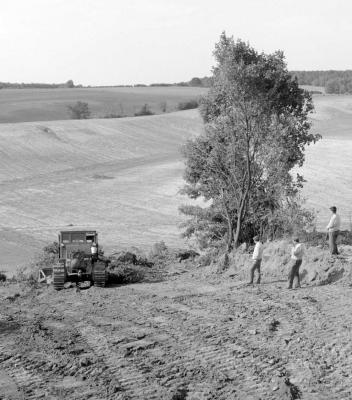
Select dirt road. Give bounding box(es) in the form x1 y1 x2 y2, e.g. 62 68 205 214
1 266 352 399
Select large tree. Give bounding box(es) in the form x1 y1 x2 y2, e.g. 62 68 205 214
181 34 320 252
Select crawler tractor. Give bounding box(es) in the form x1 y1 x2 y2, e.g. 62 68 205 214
52 230 108 290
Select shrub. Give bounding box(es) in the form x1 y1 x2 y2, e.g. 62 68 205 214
160 101 167 113
0 272 7 282
108 265 145 284
67 101 91 119
134 103 154 116
177 99 199 110
103 113 126 119
13 241 59 283
43 241 59 255
148 241 168 258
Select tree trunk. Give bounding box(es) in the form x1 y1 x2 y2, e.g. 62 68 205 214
221 189 234 254
233 217 242 249
233 196 247 248
226 221 233 253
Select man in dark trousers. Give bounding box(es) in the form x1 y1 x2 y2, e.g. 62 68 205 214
326 206 341 255
288 237 304 289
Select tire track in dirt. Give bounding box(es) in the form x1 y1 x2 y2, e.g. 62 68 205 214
2 273 352 399
0 297 112 399
294 285 352 399
0 313 46 400
76 286 295 399
240 284 352 399
79 324 170 399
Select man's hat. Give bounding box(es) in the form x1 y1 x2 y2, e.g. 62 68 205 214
330 206 337 212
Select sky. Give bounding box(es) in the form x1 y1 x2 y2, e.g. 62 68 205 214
0 0 352 86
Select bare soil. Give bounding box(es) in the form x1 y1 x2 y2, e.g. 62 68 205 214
1 258 352 400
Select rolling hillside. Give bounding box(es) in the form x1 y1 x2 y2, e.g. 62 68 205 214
0 94 351 274
0 86 207 123
299 94 352 229
0 110 203 273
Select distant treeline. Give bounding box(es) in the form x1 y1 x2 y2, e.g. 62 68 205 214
182 72 352 94
3 72 352 93
187 72 352 94
0 77 210 90
154 72 352 93
0 80 79 89
94 77 213 89
291 71 352 94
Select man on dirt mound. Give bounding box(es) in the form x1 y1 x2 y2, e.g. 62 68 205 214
288 237 305 289
326 206 341 255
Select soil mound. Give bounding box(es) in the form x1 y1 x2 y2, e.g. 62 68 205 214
222 240 352 285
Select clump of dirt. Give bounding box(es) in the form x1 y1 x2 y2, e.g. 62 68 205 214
273 377 302 399
268 319 280 332
170 386 189 400
92 174 114 180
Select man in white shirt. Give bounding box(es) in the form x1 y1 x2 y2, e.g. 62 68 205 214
91 242 98 262
249 235 264 284
326 206 341 255
288 237 304 289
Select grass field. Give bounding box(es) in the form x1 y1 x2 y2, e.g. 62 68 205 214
298 94 352 228
0 85 323 124
0 93 351 274
0 86 207 123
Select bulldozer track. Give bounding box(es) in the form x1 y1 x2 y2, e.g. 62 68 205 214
92 261 107 288
52 264 65 291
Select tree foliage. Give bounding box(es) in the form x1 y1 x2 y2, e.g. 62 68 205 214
66 79 74 88
292 70 352 93
181 34 320 252
67 101 91 119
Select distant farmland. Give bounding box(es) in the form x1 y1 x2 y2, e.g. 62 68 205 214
0 86 207 123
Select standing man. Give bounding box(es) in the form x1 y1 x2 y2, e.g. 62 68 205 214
288 237 304 289
249 235 264 284
326 206 341 255
91 242 98 263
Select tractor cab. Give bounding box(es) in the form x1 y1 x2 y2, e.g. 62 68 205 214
59 230 98 263
53 230 107 290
